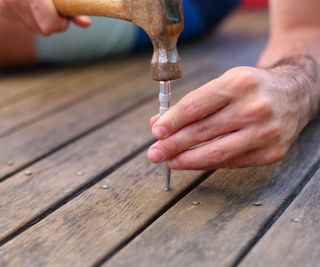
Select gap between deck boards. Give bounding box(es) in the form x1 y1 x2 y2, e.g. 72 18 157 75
0 61 225 247
0 91 156 184
0 64 146 139
0 55 228 184
92 171 214 267
231 157 320 267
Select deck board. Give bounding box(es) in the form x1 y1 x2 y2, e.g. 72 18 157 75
0 70 65 108
2 10 316 267
240 169 320 267
0 60 145 137
103 118 320 267
0 62 221 243
0 154 208 267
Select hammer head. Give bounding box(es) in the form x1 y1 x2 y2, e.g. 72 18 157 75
131 0 184 81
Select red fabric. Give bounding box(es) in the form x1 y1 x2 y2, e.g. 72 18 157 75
242 0 268 8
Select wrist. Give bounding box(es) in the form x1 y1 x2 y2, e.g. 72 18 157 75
265 55 320 132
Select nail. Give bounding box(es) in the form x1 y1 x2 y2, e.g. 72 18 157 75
77 171 84 176
254 201 263 207
6 161 14 166
102 184 109 189
291 218 300 223
152 126 166 139
192 201 200 206
148 147 165 163
25 170 33 176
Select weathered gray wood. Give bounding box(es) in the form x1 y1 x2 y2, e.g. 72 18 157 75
0 70 64 108
240 168 320 267
0 60 145 137
0 153 206 267
0 63 218 243
102 117 320 267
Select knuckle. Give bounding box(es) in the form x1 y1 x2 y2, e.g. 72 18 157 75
164 138 179 154
244 97 273 119
180 95 200 117
40 21 67 36
175 155 192 168
209 148 226 163
267 146 288 163
257 124 281 141
227 67 259 91
192 121 212 143
257 96 273 116
226 67 260 96
238 68 259 89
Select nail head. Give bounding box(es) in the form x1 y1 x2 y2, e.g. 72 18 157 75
77 171 84 176
6 161 14 166
192 201 200 206
254 201 263 207
102 184 109 189
291 218 300 223
25 170 33 176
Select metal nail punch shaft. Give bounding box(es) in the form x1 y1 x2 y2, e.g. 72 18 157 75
159 81 172 191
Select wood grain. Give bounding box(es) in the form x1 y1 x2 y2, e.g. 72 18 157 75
240 168 320 267
0 70 64 108
103 117 320 267
0 60 145 137
0 62 219 243
0 153 206 267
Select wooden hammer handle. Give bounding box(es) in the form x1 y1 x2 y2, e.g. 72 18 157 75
54 0 132 21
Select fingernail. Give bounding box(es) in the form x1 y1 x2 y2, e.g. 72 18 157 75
148 148 165 163
152 126 166 139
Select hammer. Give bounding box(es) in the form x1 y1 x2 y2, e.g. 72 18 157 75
54 0 185 190
54 0 184 81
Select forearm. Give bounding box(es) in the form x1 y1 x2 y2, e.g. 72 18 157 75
257 0 320 129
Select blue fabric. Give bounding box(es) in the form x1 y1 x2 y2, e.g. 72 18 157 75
36 0 239 63
134 0 240 50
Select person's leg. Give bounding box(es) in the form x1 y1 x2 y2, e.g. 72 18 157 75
36 17 136 64
37 0 240 64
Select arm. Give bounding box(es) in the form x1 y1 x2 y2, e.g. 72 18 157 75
148 0 320 169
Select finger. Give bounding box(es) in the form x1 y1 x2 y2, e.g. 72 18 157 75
72 16 91 27
29 0 69 35
225 145 289 168
167 126 273 170
148 102 244 163
4 0 40 33
150 114 160 127
148 95 274 163
152 77 232 139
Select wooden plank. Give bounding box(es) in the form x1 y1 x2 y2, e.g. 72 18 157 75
0 154 207 267
102 118 320 267
0 59 145 137
1 98 319 267
0 69 65 108
0 62 219 243
240 168 320 267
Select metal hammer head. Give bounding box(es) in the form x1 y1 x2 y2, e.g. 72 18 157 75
131 0 184 81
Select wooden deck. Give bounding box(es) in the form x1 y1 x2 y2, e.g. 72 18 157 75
1 11 319 267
